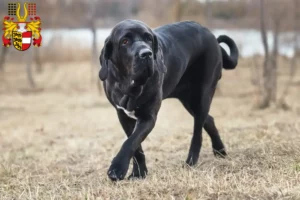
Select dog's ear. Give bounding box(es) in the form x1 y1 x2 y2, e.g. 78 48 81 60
154 39 167 74
152 34 167 73
153 34 158 60
99 37 113 81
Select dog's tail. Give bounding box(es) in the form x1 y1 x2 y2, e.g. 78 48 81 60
217 35 239 70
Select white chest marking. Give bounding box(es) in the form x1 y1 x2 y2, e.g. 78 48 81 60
116 105 137 120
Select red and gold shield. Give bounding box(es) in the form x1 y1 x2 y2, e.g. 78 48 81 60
12 31 32 51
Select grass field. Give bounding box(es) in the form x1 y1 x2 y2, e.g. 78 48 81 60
0 59 300 200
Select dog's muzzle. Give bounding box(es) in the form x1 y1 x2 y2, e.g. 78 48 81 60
132 48 154 85
139 48 153 59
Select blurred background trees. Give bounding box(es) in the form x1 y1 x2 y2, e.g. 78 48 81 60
258 0 299 109
0 0 299 109
2 0 294 30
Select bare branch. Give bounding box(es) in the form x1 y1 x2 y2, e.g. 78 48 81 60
279 0 299 105
260 0 269 58
0 48 8 72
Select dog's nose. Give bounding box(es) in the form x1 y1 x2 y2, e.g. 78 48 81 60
139 49 152 58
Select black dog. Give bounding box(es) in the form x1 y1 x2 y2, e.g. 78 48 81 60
99 20 239 181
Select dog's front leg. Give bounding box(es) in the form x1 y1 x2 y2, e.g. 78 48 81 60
107 114 156 181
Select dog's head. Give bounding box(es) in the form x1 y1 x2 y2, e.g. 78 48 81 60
99 20 166 93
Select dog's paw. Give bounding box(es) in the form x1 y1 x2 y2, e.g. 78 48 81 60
185 153 199 166
128 166 148 180
107 158 130 181
213 148 227 158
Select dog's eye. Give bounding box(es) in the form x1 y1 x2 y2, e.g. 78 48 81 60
122 39 129 45
145 36 152 42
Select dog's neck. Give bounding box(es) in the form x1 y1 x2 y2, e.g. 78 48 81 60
108 60 162 115
118 94 137 111
115 69 160 113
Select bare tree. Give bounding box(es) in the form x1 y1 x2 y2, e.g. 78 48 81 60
26 48 36 88
0 48 8 72
87 0 103 94
259 0 272 108
34 48 43 73
205 0 224 95
251 54 263 96
269 11 280 102
205 0 212 27
89 2 97 82
174 0 183 22
258 0 285 108
279 0 299 108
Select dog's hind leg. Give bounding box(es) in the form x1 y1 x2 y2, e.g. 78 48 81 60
193 87 227 158
184 85 211 166
116 110 148 179
179 94 226 158
204 115 227 157
178 49 226 165
178 83 226 165
181 87 226 165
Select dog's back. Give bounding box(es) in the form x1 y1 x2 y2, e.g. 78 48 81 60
154 21 215 68
153 21 221 98
153 21 238 98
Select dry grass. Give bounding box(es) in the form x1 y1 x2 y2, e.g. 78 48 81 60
0 58 300 200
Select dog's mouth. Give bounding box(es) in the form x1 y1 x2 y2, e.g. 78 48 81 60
125 70 148 97
132 58 154 84
116 80 143 98
132 67 150 86
116 58 153 97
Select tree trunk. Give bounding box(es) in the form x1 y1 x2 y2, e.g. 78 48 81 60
279 0 299 107
91 23 103 95
259 0 272 108
0 47 8 72
35 48 43 73
205 0 212 27
270 19 280 102
88 0 103 94
251 55 263 96
26 49 36 88
91 25 97 63
174 0 183 22
90 20 97 81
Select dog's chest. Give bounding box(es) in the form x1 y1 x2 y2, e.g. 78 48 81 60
110 86 139 120
116 105 137 120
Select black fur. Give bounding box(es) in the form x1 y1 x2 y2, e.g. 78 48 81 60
99 20 239 181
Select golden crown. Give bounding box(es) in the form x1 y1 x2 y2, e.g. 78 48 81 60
16 3 28 22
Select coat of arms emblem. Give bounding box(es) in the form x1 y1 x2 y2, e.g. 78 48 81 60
2 2 42 51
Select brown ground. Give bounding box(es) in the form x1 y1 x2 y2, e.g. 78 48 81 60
0 59 300 200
